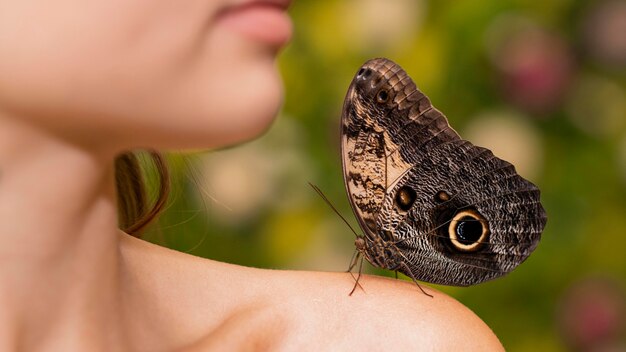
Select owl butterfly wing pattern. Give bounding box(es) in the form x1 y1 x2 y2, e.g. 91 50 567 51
341 58 547 286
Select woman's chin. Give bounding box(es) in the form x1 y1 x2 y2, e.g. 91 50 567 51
212 100 282 148
148 68 284 150
207 67 283 147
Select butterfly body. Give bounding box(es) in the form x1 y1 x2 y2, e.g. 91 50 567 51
341 58 547 286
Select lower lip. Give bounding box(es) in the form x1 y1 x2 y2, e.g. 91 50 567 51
217 3 292 47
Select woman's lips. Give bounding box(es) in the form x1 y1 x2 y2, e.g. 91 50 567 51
217 1 292 48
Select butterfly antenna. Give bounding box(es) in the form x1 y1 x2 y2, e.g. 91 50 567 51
308 182 360 238
309 182 366 296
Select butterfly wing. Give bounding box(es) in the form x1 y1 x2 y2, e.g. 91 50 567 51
341 59 453 236
341 58 547 286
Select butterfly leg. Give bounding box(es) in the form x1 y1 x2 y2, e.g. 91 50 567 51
347 249 360 272
346 251 361 284
349 256 366 296
398 261 433 298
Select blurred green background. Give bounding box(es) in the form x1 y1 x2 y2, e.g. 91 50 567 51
145 0 626 350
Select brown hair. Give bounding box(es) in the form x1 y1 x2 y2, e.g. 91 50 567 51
114 151 170 237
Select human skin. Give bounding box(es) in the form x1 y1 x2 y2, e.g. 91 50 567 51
0 0 504 350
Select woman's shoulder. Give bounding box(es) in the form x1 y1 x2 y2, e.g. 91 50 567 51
120 234 503 351
260 270 505 351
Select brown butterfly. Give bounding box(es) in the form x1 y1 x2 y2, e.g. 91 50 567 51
340 58 547 293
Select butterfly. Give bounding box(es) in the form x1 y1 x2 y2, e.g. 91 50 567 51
340 58 547 293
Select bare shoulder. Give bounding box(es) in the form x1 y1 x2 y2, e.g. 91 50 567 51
120 235 503 351
263 270 505 351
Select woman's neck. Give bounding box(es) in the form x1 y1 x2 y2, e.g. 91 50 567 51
0 115 130 350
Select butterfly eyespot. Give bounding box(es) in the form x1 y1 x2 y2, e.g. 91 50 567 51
357 68 365 77
395 186 417 211
448 209 489 252
435 191 450 203
363 68 372 78
376 89 389 104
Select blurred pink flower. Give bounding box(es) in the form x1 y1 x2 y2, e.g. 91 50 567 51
557 276 626 351
486 16 575 114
